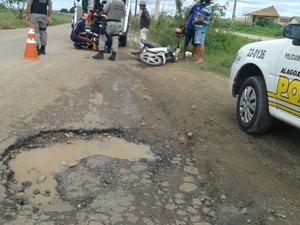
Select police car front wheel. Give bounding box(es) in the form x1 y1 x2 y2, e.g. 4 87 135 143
237 76 272 134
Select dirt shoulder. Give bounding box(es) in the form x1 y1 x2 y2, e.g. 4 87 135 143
127 57 300 224
232 31 275 41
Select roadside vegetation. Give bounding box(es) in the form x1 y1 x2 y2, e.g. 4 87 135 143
216 17 284 38
0 6 72 29
130 0 287 77
131 15 253 76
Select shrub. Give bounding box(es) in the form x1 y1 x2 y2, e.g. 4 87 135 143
0 3 6 9
69 6 75 14
255 17 275 27
60 8 69 13
148 15 183 48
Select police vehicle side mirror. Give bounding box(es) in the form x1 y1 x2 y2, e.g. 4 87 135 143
283 23 300 46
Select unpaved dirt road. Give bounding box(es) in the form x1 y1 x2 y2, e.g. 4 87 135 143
0 24 299 225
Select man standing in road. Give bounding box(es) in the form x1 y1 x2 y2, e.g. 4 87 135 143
92 0 125 61
25 0 52 55
139 0 150 47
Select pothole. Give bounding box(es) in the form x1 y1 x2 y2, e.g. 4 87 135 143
2 130 155 212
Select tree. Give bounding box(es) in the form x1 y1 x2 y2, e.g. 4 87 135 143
211 2 229 19
0 0 26 19
210 2 229 29
0 2 7 9
60 8 69 13
69 6 75 14
175 0 183 17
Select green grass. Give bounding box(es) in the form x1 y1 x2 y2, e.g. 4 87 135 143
188 29 253 76
0 9 72 29
215 19 284 38
0 9 27 29
232 24 283 38
133 15 254 77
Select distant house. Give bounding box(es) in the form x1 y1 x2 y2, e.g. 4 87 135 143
278 16 292 24
245 6 280 24
289 16 300 24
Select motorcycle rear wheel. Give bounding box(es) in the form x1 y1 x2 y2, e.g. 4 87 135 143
139 52 163 66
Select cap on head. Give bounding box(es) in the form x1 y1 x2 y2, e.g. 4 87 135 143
139 0 146 6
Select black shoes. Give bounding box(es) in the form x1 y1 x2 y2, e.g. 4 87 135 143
93 51 116 61
92 51 104 60
73 43 83 50
40 46 46 55
108 52 116 61
36 46 46 55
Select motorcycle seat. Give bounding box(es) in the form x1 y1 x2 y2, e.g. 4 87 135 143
141 39 160 48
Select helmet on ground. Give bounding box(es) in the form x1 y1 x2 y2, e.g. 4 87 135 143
139 0 146 6
175 26 185 38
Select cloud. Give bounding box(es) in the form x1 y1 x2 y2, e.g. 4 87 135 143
52 0 299 18
216 0 300 18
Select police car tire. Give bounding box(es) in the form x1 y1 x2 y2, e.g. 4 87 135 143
237 76 272 134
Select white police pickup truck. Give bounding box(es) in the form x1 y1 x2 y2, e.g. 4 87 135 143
230 24 300 134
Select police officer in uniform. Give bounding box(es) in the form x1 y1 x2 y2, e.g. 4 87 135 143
25 0 52 55
92 0 125 61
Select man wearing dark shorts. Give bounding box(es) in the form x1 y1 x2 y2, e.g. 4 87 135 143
181 1 202 58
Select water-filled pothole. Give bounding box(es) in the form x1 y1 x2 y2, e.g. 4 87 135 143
7 132 154 212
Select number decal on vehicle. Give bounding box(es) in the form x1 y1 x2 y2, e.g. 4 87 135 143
247 48 266 59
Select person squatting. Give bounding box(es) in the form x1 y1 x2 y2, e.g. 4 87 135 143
70 6 113 53
70 7 112 53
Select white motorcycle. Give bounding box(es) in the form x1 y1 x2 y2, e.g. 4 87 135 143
135 39 181 66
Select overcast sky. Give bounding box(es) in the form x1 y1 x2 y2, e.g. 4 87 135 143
52 0 299 18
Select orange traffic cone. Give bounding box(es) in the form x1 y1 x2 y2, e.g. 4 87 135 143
23 24 39 60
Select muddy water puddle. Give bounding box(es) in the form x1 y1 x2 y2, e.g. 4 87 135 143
9 137 154 212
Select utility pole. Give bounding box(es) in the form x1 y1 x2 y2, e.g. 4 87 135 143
232 0 237 21
154 0 160 21
135 0 138 16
